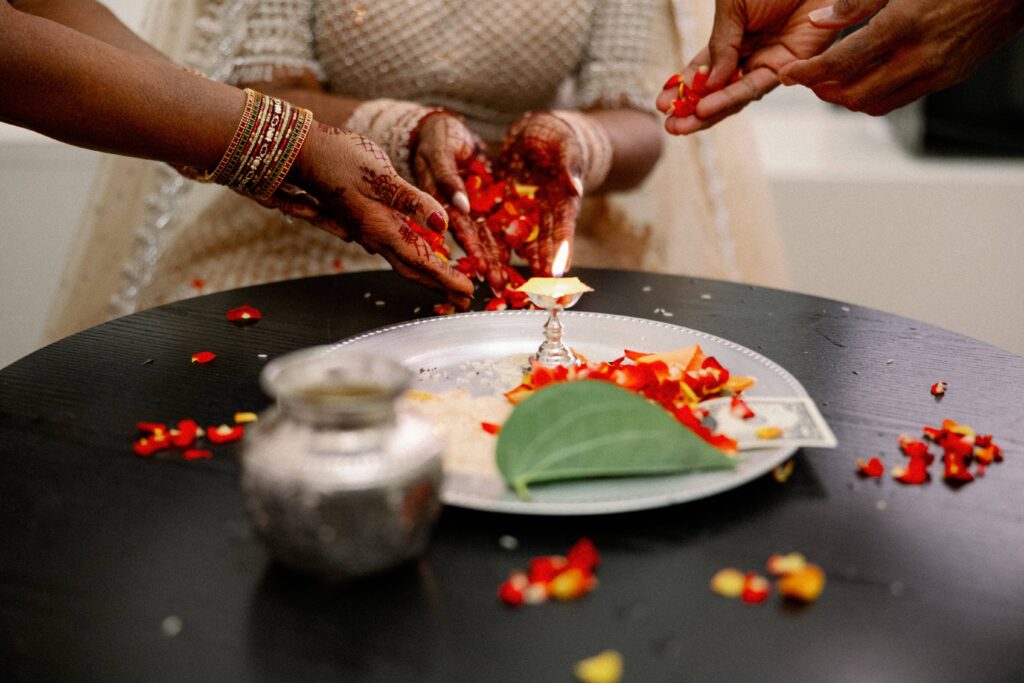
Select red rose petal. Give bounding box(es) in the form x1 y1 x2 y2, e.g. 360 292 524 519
856 457 884 478
183 449 213 461
226 304 262 323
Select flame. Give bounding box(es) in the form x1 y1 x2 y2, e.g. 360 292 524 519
551 241 571 278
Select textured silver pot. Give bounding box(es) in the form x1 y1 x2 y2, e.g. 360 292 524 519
241 348 443 581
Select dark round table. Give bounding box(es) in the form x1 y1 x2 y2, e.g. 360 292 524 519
2 269 1022 682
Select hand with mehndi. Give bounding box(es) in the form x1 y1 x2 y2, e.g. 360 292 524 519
656 0 838 134
499 112 584 275
270 122 474 308
779 0 1024 116
412 113 510 292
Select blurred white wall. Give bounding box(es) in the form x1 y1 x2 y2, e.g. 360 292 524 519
1 1 1022 368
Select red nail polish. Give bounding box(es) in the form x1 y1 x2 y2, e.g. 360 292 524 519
427 211 447 232
692 65 710 95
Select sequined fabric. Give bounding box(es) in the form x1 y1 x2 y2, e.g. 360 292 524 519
232 0 657 137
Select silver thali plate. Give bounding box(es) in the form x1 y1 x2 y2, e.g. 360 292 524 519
332 311 806 515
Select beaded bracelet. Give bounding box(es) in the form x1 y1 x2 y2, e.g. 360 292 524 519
178 89 313 201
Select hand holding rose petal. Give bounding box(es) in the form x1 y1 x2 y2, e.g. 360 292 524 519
656 0 837 135
499 113 583 275
413 113 509 292
281 122 474 307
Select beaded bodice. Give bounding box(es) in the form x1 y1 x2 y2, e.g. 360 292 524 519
231 0 656 135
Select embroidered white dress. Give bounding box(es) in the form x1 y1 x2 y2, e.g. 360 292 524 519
45 0 788 341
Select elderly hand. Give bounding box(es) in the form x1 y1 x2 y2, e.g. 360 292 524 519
656 0 837 134
499 112 583 275
780 0 1024 115
276 122 474 308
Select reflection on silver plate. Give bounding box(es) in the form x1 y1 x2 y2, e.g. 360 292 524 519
331 311 806 515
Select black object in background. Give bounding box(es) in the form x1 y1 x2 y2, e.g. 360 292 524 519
889 34 1024 156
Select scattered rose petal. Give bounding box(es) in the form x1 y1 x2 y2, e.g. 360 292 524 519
498 572 527 607
191 351 216 364
729 395 755 420
480 421 501 435
133 434 171 457
892 459 930 485
169 419 198 448
766 552 807 576
498 539 599 607
566 537 601 573
856 457 884 478
931 381 947 398
233 412 258 424
226 304 261 323
778 564 826 603
772 460 794 483
740 573 771 604
573 650 623 683
207 424 244 444
183 449 213 461
756 426 783 440
549 568 594 601
523 583 549 605
432 303 455 316
710 568 745 598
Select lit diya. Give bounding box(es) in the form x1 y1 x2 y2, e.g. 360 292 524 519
515 241 592 368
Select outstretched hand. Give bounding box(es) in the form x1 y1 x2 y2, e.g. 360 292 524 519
412 113 509 292
275 122 473 308
657 0 837 134
499 112 583 275
780 0 1024 115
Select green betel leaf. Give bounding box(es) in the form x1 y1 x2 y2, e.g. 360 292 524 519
496 380 736 499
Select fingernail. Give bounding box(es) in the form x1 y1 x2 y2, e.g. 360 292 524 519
427 210 448 232
570 176 584 197
808 6 834 23
452 191 471 214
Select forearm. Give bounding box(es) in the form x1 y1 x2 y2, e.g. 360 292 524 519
585 110 663 193
1 3 240 168
252 84 361 130
10 0 167 61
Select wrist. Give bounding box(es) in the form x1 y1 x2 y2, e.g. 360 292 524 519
177 89 312 201
551 110 613 193
343 99 441 182
408 109 461 173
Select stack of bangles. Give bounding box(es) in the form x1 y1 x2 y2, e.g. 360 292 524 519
178 88 313 201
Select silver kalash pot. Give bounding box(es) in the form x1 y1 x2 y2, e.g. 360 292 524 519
241 348 443 581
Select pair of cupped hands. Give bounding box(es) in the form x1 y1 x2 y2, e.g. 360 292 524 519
266 111 583 309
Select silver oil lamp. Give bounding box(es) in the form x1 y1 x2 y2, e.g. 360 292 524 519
515 241 593 368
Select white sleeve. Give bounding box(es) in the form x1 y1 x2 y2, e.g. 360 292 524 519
575 0 659 113
227 0 324 85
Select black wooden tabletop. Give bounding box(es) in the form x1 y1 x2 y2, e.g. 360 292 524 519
1 269 1022 683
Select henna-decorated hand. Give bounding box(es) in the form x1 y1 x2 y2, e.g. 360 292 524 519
499 112 583 275
656 0 837 135
282 122 474 307
412 113 509 292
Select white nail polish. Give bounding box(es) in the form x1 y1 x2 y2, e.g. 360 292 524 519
570 176 584 197
453 191 470 214
808 6 835 23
